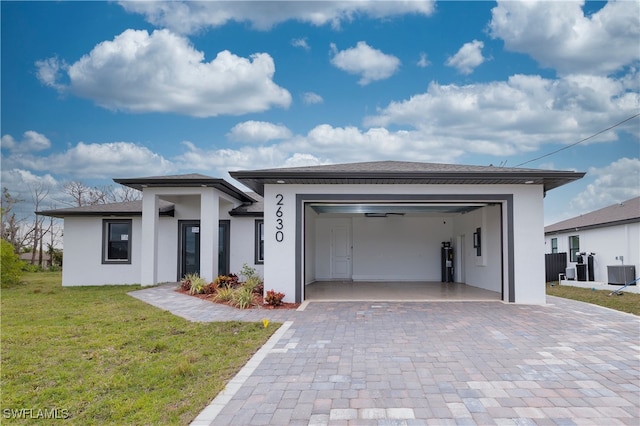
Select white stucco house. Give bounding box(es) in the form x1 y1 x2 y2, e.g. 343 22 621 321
544 196 639 290
40 161 584 304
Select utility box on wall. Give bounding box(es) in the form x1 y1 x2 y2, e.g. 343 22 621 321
607 265 636 285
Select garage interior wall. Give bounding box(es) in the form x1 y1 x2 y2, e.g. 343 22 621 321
304 204 502 294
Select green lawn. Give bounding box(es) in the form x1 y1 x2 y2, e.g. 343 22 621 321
546 282 640 316
1 272 277 425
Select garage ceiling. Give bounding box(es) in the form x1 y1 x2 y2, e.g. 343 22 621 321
308 203 489 215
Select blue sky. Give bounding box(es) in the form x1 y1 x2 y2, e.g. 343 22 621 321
2 0 639 228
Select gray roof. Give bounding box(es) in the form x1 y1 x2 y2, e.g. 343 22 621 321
230 160 585 195
114 173 255 203
38 200 175 218
545 196 640 234
230 193 264 216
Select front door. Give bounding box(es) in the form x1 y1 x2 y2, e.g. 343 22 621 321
179 221 200 279
331 223 352 279
218 220 230 276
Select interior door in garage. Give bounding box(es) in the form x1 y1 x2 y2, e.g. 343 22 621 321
331 223 352 279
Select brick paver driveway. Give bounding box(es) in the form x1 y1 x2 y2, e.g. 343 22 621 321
131 286 639 425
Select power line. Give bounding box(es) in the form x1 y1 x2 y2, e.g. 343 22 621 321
514 112 640 167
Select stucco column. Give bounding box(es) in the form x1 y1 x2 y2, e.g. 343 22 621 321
141 192 159 286
200 189 219 282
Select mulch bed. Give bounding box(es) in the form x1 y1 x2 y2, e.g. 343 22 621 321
175 288 300 310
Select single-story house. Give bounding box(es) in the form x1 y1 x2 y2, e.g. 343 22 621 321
544 196 639 288
40 161 584 304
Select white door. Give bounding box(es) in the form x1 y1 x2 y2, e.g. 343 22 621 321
331 224 352 279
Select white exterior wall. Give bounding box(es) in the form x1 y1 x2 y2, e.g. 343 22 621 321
61 188 262 286
511 186 546 304
229 216 265 278
263 183 546 304
545 222 640 284
452 204 502 293
62 216 141 286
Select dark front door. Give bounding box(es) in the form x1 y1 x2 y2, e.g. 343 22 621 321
179 221 200 279
219 220 230 276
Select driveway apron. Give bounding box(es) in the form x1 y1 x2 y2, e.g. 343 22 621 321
131 286 640 425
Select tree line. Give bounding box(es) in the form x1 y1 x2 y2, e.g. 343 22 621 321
1 181 141 269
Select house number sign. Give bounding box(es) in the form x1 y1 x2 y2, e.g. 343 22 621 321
275 193 284 242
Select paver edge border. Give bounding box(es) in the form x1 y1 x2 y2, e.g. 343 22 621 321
189 320 294 426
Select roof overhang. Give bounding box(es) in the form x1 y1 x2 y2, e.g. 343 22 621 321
230 168 585 196
114 175 255 203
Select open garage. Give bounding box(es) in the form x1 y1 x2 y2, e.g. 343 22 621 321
230 161 585 304
302 200 504 301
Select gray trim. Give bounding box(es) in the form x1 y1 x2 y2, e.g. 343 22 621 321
295 194 515 304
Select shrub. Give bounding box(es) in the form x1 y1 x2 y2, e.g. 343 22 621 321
1 239 24 287
264 289 285 307
203 281 218 294
215 287 234 303
183 274 207 295
214 274 239 288
239 263 257 280
243 275 263 294
233 286 254 310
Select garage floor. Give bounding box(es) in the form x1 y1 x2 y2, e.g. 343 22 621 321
304 281 502 301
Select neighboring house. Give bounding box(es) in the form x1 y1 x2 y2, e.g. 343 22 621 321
40 161 584 304
19 252 52 269
544 196 640 286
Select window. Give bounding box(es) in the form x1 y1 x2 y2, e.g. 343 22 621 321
103 219 132 264
551 238 558 254
569 235 579 262
255 220 264 264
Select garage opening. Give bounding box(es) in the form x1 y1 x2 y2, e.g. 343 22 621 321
300 199 507 302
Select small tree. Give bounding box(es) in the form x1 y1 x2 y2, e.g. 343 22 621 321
1 238 24 286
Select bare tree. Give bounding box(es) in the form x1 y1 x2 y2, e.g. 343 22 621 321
62 181 141 206
28 182 50 267
1 187 26 252
62 181 91 207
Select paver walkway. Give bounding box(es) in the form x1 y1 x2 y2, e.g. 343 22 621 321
130 285 640 425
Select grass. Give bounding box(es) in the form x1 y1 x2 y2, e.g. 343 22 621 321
1 272 278 425
546 281 640 316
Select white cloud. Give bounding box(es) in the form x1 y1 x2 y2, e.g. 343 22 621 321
417 52 430 68
36 29 291 117
302 92 324 105
227 121 293 143
446 40 485 75
489 0 640 75
120 1 435 33
330 41 400 85
570 157 640 212
364 73 639 156
291 38 310 50
1 131 51 153
8 141 174 179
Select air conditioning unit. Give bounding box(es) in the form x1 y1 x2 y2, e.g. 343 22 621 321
607 265 636 285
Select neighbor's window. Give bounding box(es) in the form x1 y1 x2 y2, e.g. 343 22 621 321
255 220 264 264
569 235 579 262
103 219 132 264
551 238 558 254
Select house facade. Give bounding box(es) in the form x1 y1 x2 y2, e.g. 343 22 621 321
544 196 640 287
40 161 584 304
